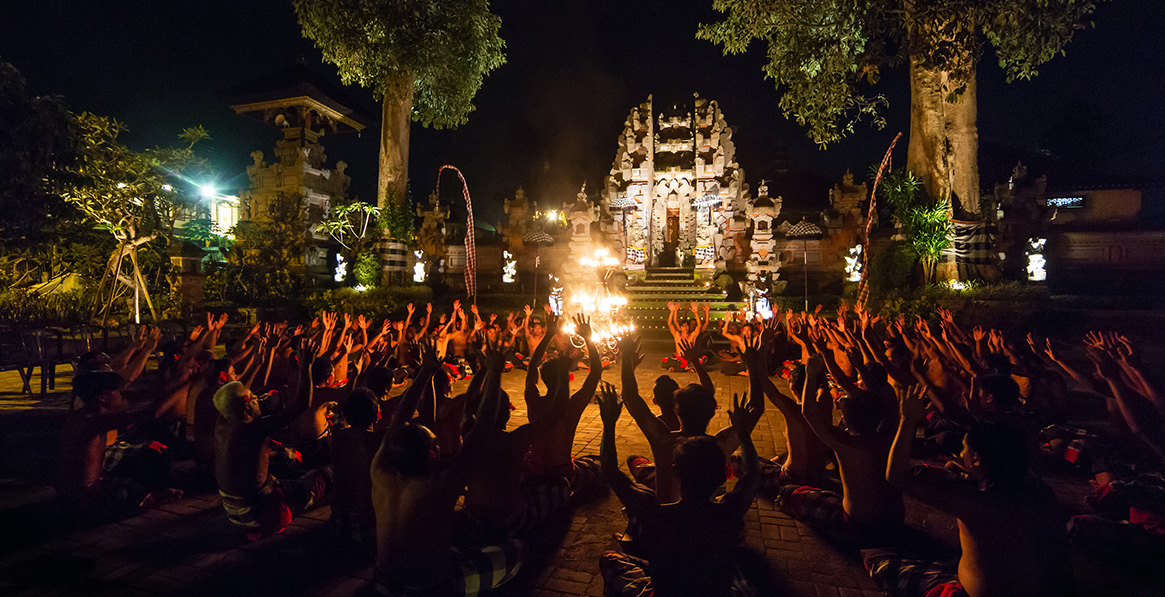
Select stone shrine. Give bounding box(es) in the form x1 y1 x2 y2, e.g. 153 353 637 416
603 94 745 272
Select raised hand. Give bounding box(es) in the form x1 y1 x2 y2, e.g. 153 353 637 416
618 334 645 369
216 313 229 329
188 325 204 342
598 381 622 427
1083 331 1108 350
419 338 439 371
573 313 592 339
690 301 699 314
679 338 699 363
702 303 710 315
426 302 433 314
524 304 533 317
406 302 415 316
728 391 761 436
897 384 927 420
483 338 506 372
667 301 678 312
973 326 986 343
937 306 954 323
453 299 461 313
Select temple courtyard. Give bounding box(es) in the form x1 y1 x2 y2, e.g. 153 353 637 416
0 351 1151 597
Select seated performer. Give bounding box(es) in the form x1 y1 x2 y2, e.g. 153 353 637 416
372 339 524 596
214 340 331 540
598 385 763 597
864 388 1074 597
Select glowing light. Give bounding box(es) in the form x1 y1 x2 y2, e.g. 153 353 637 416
546 211 558 222
413 250 426 283
946 280 968 291
161 184 173 192
502 250 517 284
199 184 217 198
334 255 347 283
844 244 863 282
354 284 368 292
579 247 620 268
1027 238 1048 282
116 182 127 189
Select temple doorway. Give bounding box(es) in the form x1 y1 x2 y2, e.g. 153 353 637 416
658 209 680 266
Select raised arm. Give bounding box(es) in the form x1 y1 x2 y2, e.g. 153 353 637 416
724 390 763 519
679 338 713 393
618 334 672 442
389 339 440 428
524 314 556 401
598 382 654 511
565 315 604 420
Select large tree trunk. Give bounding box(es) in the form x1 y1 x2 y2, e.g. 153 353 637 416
906 57 980 220
377 70 414 209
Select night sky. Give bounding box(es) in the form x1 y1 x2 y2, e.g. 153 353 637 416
4 0 1162 224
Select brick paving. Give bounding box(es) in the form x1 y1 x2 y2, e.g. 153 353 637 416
0 358 1153 596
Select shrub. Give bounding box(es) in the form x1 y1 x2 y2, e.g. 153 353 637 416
353 250 380 289
0 288 92 326
303 285 433 321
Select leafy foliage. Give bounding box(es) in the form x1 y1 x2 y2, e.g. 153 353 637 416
698 0 1105 146
380 190 415 241
0 288 92 326
877 169 952 283
214 193 313 305
293 0 506 129
353 251 381 288
303 285 432 322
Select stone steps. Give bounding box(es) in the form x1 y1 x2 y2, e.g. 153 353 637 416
623 267 742 348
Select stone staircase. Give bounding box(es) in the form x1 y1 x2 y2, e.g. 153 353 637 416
622 267 740 349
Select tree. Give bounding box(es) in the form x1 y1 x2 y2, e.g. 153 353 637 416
316 200 381 285
879 169 953 284
0 62 79 279
294 0 506 209
50 114 208 322
698 0 1104 220
219 192 313 304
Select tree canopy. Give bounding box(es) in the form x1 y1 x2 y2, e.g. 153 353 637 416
294 0 506 129
698 0 1104 147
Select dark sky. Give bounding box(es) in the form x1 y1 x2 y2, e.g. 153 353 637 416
4 0 1162 224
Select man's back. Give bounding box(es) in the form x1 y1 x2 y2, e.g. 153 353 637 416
371 462 463 588
214 419 270 497
636 499 741 596
956 478 1073 597
329 427 383 514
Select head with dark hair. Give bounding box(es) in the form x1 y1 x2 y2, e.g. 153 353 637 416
863 363 889 390
385 423 438 477
977 374 1021 413
73 371 124 408
343 388 381 429
672 435 727 500
653 375 679 408
311 357 335 386
883 339 909 369
963 421 1029 493
224 337 244 357
838 390 883 436
365 366 392 398
540 357 570 396
982 353 1013 376
77 351 111 374
530 317 544 335
207 358 236 386
158 340 182 377
674 384 716 435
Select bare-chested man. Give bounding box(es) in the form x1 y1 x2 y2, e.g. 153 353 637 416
664 301 709 371
779 353 904 535
215 340 329 540
463 352 569 539
372 339 524 596
864 388 1074 597
523 314 605 505
57 369 181 516
620 334 754 504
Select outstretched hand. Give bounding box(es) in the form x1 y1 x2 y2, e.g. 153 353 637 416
728 391 761 436
618 334 644 369
598 381 622 427
897 384 927 421
573 313 592 340
419 338 439 371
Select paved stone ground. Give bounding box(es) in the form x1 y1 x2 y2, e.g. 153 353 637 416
0 359 1156 596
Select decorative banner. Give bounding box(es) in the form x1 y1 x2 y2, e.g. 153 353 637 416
855 132 902 310
435 165 477 299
